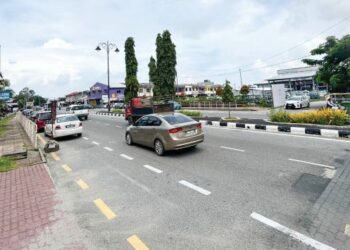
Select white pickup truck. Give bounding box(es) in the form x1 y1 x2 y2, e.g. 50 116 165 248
67 104 89 120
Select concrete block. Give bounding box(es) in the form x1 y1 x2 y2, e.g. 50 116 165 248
212 121 220 127
291 127 305 135
227 122 236 129
245 124 256 130
321 129 339 138
266 125 278 132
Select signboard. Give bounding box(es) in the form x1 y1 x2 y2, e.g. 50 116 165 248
271 84 286 108
51 101 57 121
26 101 34 107
0 91 11 100
102 95 108 103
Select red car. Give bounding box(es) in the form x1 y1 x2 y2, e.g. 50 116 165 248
35 111 51 132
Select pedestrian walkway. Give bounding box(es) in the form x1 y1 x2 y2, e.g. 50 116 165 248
0 117 85 249
302 154 350 249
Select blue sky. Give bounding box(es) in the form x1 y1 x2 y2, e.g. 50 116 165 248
1 0 350 98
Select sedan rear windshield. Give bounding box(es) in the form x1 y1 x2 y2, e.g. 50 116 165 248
38 113 51 120
163 114 194 125
71 106 85 110
56 116 79 123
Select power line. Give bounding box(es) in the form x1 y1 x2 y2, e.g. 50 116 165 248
183 15 350 79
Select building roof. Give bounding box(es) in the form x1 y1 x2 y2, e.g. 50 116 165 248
266 66 318 82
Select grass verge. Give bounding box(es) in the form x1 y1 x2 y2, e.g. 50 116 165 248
0 116 12 137
179 110 202 117
111 108 124 114
0 157 17 172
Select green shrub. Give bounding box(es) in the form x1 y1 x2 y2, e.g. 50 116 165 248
0 157 17 172
179 110 202 117
111 109 124 114
269 109 350 126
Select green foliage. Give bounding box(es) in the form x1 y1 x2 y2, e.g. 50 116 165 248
154 30 177 99
258 98 270 107
33 95 47 106
240 85 250 95
303 35 350 92
215 86 223 96
111 108 123 114
148 56 159 96
0 157 17 172
222 80 234 103
270 109 350 126
124 37 139 103
13 87 36 108
0 79 10 90
179 110 202 117
0 116 12 136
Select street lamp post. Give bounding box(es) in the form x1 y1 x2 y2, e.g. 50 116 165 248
95 41 119 112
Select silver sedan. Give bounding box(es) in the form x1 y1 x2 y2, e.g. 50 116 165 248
125 113 204 156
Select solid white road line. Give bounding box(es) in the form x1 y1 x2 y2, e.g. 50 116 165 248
104 147 114 152
220 146 245 152
206 126 350 143
92 141 100 145
250 212 336 250
83 137 89 140
288 158 335 170
178 180 211 195
120 154 133 160
143 164 163 174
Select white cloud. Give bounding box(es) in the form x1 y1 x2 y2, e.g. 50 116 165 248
42 38 73 49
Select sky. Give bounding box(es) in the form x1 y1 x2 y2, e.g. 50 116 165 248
1 0 350 98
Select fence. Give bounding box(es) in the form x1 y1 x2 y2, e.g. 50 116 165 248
16 112 38 149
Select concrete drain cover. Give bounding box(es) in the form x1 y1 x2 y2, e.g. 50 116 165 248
292 173 330 202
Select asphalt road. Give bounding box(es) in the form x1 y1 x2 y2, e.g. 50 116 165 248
41 113 348 249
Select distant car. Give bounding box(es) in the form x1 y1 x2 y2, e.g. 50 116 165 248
285 96 310 109
168 101 182 110
30 111 38 121
83 104 93 109
125 113 204 156
67 104 89 120
35 111 52 132
45 114 82 138
113 102 125 109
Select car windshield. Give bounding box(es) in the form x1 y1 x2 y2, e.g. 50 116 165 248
56 115 79 123
288 96 302 101
163 114 194 125
38 112 51 120
71 106 84 110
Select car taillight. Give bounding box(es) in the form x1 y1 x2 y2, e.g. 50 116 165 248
79 122 82 127
196 123 202 129
55 125 61 130
169 127 183 134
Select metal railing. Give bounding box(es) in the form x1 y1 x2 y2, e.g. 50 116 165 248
16 112 38 149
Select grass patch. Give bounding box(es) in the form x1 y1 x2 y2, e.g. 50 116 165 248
179 110 202 117
270 108 350 126
0 157 17 172
111 108 124 114
0 116 12 137
222 117 240 122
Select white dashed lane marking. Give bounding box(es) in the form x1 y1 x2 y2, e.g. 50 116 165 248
178 180 211 195
143 164 163 174
220 146 245 152
92 141 100 145
104 147 114 152
120 154 133 160
83 137 89 140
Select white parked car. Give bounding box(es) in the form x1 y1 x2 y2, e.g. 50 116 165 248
67 104 89 120
285 96 310 109
45 114 83 138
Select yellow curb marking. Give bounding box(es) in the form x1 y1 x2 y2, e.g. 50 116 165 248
93 199 116 220
62 164 72 172
345 224 350 236
127 235 149 250
76 179 89 190
51 152 61 161
37 134 46 145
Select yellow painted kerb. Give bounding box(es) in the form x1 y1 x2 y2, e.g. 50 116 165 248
51 152 61 161
37 134 46 145
127 235 150 250
62 164 72 172
93 199 116 220
76 179 89 190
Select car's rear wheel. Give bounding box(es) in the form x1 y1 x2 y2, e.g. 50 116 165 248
77 133 82 137
126 133 133 145
154 139 165 156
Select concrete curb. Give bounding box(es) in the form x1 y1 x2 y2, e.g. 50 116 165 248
201 120 350 139
94 112 125 118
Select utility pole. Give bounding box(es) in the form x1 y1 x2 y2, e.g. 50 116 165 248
239 68 243 88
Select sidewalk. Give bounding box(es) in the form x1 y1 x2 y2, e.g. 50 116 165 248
0 117 85 249
301 155 350 249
